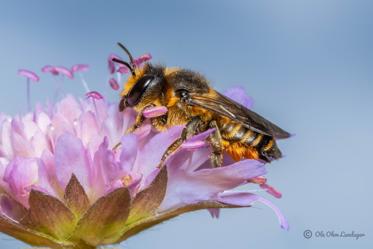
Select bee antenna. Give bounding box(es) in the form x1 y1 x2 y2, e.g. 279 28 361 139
117 42 135 67
112 58 136 76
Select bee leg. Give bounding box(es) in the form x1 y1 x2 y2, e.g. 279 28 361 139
151 115 168 132
157 116 203 169
114 106 153 150
126 104 158 133
207 120 223 167
126 113 145 133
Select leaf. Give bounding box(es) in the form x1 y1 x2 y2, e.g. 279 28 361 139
73 187 131 246
117 201 241 243
128 167 167 222
21 190 76 240
64 174 90 217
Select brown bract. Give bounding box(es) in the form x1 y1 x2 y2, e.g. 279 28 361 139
0 168 238 249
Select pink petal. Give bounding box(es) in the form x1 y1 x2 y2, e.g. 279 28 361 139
132 123 152 140
217 192 289 230
54 95 82 123
71 64 89 73
78 111 100 147
161 158 266 210
181 129 215 150
86 91 104 100
3 157 39 206
33 159 58 198
10 124 34 158
119 134 139 172
91 138 119 199
208 208 220 219
142 106 168 118
260 183 282 199
133 126 184 180
109 78 120 91
224 87 254 109
54 133 91 191
18 69 40 82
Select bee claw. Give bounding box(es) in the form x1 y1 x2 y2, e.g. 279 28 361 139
210 152 223 168
112 142 122 151
126 125 137 134
156 162 165 169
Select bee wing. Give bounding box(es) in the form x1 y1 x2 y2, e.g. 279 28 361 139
188 91 291 139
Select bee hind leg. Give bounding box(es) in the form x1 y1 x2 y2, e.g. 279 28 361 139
207 120 223 167
157 116 203 169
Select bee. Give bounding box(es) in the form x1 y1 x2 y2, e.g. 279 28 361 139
113 42 290 167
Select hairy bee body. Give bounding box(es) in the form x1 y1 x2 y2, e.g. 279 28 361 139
114 44 290 166
218 118 281 161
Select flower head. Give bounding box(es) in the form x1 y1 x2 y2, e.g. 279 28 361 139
0 88 287 248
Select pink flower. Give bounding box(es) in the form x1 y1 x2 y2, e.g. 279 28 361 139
224 86 254 109
0 90 287 248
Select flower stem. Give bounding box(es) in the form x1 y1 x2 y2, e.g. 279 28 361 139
53 76 63 102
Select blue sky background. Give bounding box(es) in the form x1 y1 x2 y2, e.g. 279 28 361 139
0 0 372 248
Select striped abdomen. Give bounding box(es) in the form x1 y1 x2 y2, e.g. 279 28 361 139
219 120 282 162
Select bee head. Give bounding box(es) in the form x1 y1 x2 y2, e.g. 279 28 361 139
119 72 164 111
114 42 165 112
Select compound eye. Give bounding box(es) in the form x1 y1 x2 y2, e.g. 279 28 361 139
176 89 190 101
127 75 155 106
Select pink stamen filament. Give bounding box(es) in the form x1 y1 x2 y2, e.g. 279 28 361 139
116 72 122 85
53 75 64 102
78 72 90 93
26 78 31 112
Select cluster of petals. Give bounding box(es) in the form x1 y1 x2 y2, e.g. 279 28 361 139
0 88 287 248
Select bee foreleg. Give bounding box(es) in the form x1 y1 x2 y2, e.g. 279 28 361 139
151 115 168 132
207 120 223 167
157 116 203 169
126 113 145 133
126 105 158 133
